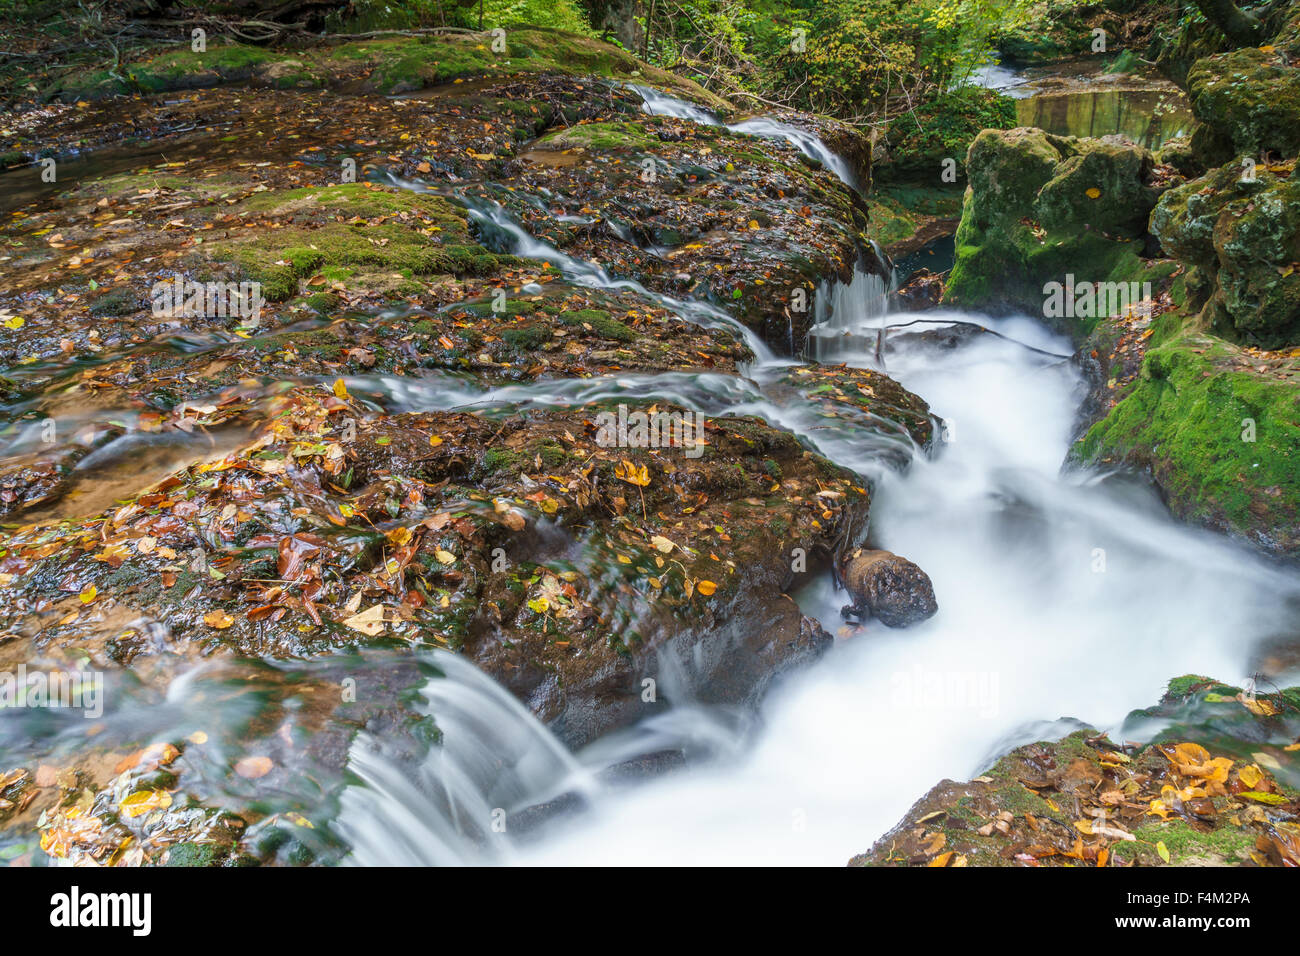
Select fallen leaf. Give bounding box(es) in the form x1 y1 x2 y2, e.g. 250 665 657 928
234 756 273 779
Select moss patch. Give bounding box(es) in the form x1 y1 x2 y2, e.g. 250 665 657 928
1077 334 1300 554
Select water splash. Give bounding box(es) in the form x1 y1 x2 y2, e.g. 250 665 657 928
337 651 595 866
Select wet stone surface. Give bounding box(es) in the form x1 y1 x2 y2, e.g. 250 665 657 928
0 38 932 863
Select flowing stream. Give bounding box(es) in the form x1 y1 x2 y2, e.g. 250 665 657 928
329 92 1300 865
8 86 1294 867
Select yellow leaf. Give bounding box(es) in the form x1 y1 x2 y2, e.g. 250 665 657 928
696 580 717 596
1156 841 1170 863
614 459 650 487
928 851 954 867
119 789 172 818
203 610 234 629
1238 764 1264 788
1085 187 1102 199
78 584 97 604
2 315 24 330
650 535 674 553
342 604 386 636
429 434 444 447
434 549 456 565
333 377 349 399
187 731 208 745
1239 693 1280 716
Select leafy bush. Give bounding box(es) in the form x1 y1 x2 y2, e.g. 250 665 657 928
880 85 1017 180
766 0 1027 118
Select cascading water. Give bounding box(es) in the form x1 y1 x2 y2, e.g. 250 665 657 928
384 171 782 369
807 263 893 365
330 90 1300 866
632 85 860 192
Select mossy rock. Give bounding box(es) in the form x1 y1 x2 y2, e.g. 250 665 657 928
1188 47 1300 160
206 185 507 301
539 121 659 151
1152 160 1300 349
944 128 1167 331
1076 334 1300 556
558 308 635 342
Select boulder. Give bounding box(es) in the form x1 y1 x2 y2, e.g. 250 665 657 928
1151 159 1300 349
839 548 938 628
943 127 1173 335
1187 48 1300 161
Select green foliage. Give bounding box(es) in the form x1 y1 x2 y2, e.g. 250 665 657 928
768 0 1031 117
881 85 1016 179
637 0 759 88
483 0 594 34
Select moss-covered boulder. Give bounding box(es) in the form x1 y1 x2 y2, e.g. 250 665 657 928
1151 159 1300 349
1075 331 1300 556
1187 47 1300 161
943 127 1171 332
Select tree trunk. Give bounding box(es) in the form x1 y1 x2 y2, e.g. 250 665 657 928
1192 0 1267 46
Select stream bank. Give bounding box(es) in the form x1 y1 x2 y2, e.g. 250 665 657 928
0 18 1296 869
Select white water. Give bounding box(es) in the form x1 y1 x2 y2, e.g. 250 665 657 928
335 91 1300 866
632 85 860 191
504 310 1293 864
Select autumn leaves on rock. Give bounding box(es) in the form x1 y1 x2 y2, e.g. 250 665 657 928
0 28 944 863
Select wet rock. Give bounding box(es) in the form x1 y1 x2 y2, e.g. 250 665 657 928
494 111 868 354
895 269 946 312
0 385 875 748
852 676 1300 867
839 548 937 628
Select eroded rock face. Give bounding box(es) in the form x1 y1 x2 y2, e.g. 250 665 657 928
839 548 937 628
1151 159 1300 350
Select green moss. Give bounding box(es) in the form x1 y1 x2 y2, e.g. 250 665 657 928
1077 335 1300 552
209 188 505 301
52 29 729 105
501 324 552 350
539 121 659 151
558 309 635 342
1188 48 1300 159
165 841 229 867
1124 819 1256 865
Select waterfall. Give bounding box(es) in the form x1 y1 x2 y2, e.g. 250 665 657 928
632 86 860 192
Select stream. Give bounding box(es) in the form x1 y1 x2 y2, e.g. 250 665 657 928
4 83 1296 868
332 91 1299 864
